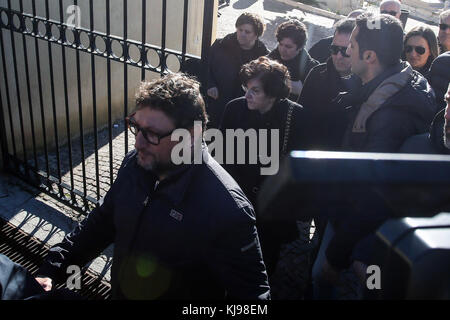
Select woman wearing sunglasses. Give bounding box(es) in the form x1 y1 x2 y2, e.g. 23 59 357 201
403 26 439 79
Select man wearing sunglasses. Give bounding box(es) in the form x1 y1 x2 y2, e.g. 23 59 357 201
379 0 401 19
438 9 450 53
299 18 361 151
36 73 270 300
312 13 437 299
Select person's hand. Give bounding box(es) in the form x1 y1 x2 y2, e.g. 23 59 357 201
35 277 53 291
207 87 219 100
289 80 303 96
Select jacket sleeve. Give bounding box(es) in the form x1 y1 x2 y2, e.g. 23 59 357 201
36 153 135 283
207 197 271 300
207 40 220 90
361 107 423 152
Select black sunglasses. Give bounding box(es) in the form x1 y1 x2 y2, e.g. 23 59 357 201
330 45 350 57
126 114 175 145
405 45 426 55
381 10 398 17
439 23 450 31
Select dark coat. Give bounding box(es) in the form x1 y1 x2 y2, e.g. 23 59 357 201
207 33 268 128
268 47 319 83
429 52 450 110
298 58 361 150
324 63 438 270
219 97 311 274
308 36 333 64
37 148 270 300
341 63 437 152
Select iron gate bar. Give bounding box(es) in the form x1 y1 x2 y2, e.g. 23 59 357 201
0 89 9 170
161 0 167 76
32 0 50 181
141 0 146 81
0 16 17 163
45 0 63 188
59 0 75 202
181 0 189 67
74 0 88 210
106 0 114 187
7 0 29 179
0 8 200 73
19 0 38 171
0 1 214 215
123 0 129 156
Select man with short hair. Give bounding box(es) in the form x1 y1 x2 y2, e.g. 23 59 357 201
342 13 436 152
438 9 450 52
312 13 437 299
379 0 401 19
35 73 271 300
299 18 360 150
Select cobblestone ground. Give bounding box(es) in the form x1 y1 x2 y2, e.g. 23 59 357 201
30 121 135 219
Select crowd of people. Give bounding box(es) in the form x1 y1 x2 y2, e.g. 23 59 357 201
2 1 449 301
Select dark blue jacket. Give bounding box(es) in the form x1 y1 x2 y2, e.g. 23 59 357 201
38 148 270 300
342 63 437 152
429 52 450 110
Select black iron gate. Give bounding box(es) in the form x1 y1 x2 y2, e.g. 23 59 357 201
0 0 215 216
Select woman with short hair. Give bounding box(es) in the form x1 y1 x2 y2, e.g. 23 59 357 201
268 19 319 101
403 26 439 79
220 56 312 298
206 12 268 128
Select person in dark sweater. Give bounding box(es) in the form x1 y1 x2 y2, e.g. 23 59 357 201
268 19 319 102
220 56 312 297
207 12 268 128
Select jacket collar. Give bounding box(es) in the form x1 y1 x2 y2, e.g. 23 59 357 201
352 62 414 133
150 144 210 207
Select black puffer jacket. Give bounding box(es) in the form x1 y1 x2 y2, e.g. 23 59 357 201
299 58 361 150
268 47 319 83
429 52 450 110
220 97 312 275
341 62 437 152
207 33 268 128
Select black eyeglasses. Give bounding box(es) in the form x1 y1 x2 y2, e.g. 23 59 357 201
126 114 175 145
405 45 426 55
381 10 398 17
439 23 450 31
330 45 350 57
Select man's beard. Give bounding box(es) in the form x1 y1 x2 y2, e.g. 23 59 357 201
137 151 176 176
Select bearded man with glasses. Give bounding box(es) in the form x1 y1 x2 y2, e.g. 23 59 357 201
35 73 271 300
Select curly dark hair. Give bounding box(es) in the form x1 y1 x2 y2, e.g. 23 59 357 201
239 56 290 100
235 12 265 37
275 19 307 49
135 73 208 131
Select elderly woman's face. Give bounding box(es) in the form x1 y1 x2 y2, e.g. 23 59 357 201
405 35 430 70
243 78 275 114
277 37 301 61
236 23 258 50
